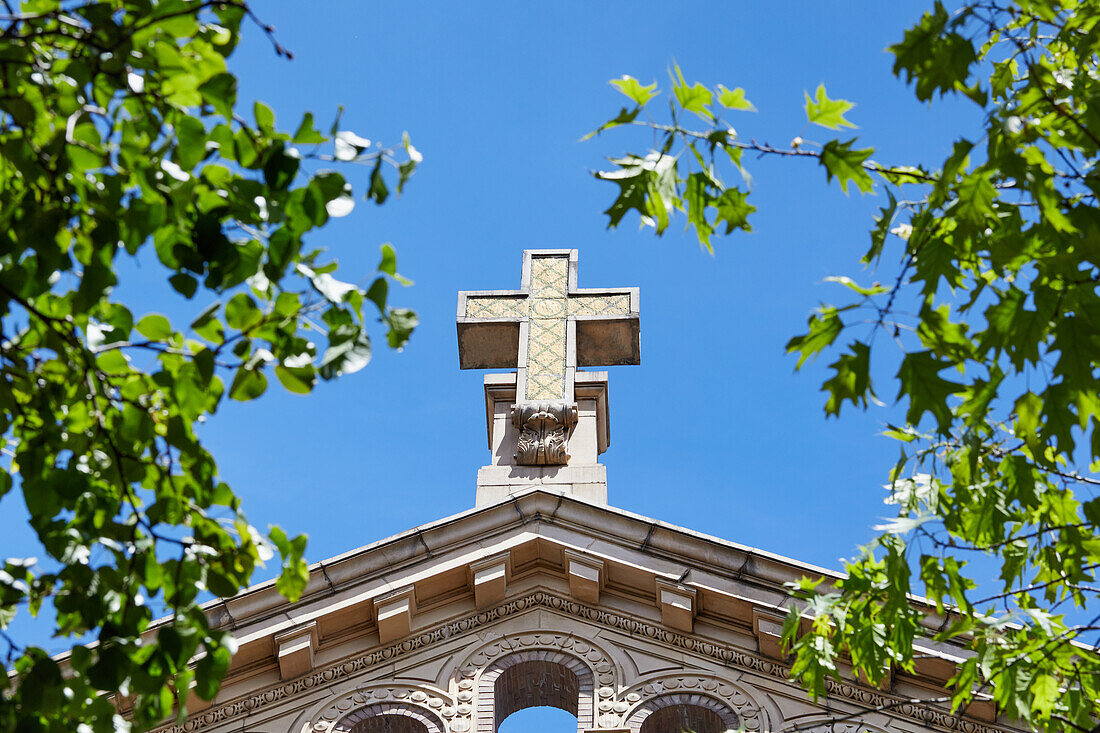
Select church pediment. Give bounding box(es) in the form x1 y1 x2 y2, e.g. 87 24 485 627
156 488 1009 733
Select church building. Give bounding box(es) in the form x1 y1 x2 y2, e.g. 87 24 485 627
157 251 1021 733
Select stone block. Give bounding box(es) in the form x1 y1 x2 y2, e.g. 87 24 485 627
475 464 607 507
752 608 787 660
470 551 510 609
564 550 603 604
274 621 318 680
656 578 697 633
374 586 416 644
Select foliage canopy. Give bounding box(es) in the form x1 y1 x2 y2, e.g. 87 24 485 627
590 1 1100 730
0 0 418 729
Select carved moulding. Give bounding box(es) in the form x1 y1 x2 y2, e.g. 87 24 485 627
456 632 617 732
511 400 577 465
780 715 892 733
619 676 770 733
305 685 452 733
153 591 1009 733
624 692 739 733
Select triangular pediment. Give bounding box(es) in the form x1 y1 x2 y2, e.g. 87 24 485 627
157 490 1015 733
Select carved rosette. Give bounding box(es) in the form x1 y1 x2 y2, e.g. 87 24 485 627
511 400 578 465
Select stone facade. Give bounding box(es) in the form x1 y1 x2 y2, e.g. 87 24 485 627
150 491 1017 733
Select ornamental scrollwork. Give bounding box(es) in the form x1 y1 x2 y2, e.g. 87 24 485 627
511 400 577 465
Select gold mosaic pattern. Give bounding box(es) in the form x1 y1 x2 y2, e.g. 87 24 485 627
525 256 569 400
465 295 527 319
568 293 632 317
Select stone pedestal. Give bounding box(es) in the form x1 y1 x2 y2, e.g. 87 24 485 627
476 371 610 507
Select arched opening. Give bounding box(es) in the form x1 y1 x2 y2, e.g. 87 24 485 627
498 706 579 732
639 704 728 733
629 693 739 733
333 702 443 733
494 659 580 729
350 716 429 733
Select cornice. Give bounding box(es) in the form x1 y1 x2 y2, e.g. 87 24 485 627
199 489 845 637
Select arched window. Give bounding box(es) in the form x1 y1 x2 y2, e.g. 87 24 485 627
477 650 595 732
631 693 738 733
334 702 444 733
349 716 428 733
495 659 580 724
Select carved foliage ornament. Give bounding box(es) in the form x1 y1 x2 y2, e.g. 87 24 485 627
511 400 577 465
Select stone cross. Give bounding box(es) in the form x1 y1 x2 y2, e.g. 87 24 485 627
457 250 639 466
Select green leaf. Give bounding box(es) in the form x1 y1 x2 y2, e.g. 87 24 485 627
225 293 263 331
684 172 715 248
1030 674 1060 718
275 365 315 394
198 72 237 119
895 351 962 432
822 341 873 415
367 157 389 204
229 367 267 401
293 112 326 144
714 188 755 234
135 314 172 341
804 84 856 129
581 107 640 141
716 85 755 111
788 308 844 368
194 643 230 700
671 64 714 120
819 139 874 194
823 276 887 296
953 172 997 223
254 101 275 134
889 2 977 100
610 75 658 106
377 243 397 278
318 324 372 378
598 155 655 230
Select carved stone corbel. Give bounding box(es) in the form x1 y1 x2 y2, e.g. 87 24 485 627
511 400 578 465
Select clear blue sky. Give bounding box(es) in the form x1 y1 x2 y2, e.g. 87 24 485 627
5 2 978 728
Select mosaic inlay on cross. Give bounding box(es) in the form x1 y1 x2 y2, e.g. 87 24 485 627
457 250 639 466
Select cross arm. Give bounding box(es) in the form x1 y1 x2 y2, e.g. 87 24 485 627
456 289 525 369
569 286 640 367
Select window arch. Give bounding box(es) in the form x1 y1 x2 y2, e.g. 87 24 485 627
333 702 445 733
629 693 739 733
477 649 595 733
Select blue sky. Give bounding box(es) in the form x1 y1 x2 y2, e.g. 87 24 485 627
4 2 980 728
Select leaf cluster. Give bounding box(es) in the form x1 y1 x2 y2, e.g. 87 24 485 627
0 1 420 730
590 1 1100 730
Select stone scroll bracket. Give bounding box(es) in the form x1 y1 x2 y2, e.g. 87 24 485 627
511 400 578 466
475 372 611 507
